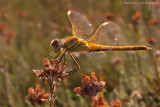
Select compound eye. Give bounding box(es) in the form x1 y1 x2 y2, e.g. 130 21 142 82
50 39 62 53
52 39 59 48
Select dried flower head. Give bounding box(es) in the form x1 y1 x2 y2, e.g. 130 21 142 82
146 37 155 45
31 58 68 80
74 72 106 97
110 99 120 107
131 12 141 24
92 96 108 107
27 85 50 106
130 91 142 102
155 1 160 8
148 19 157 25
158 57 160 63
115 16 124 23
0 22 16 43
0 22 7 33
106 12 114 20
112 57 123 65
158 17 160 24
154 50 160 57
16 10 27 18
5 30 17 43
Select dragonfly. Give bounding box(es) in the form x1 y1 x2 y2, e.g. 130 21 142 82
50 10 151 74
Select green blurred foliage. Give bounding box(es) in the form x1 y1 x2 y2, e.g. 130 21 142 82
0 0 160 106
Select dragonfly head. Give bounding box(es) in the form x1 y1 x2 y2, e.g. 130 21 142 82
50 39 63 53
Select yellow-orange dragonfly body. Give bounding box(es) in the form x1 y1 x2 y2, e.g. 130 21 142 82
50 10 151 74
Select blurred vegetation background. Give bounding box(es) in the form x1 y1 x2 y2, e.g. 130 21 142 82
0 0 160 106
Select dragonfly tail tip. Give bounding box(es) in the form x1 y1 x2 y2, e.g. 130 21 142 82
146 47 152 50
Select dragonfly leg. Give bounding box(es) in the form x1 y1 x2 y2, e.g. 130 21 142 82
54 54 60 59
65 53 80 75
63 53 66 62
54 52 63 59
56 52 65 64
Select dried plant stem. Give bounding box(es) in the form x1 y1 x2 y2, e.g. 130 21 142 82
150 52 160 84
135 26 143 87
34 104 37 107
0 65 15 107
136 53 143 80
134 25 141 44
49 77 55 107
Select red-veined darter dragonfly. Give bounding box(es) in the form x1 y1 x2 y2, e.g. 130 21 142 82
50 10 151 74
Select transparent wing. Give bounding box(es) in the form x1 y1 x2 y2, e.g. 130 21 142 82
87 22 120 46
84 51 107 59
72 51 107 61
67 10 93 40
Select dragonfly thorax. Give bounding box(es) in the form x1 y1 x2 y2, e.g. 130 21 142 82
63 37 89 52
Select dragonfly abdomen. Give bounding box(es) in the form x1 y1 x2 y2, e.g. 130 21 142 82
88 43 151 51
